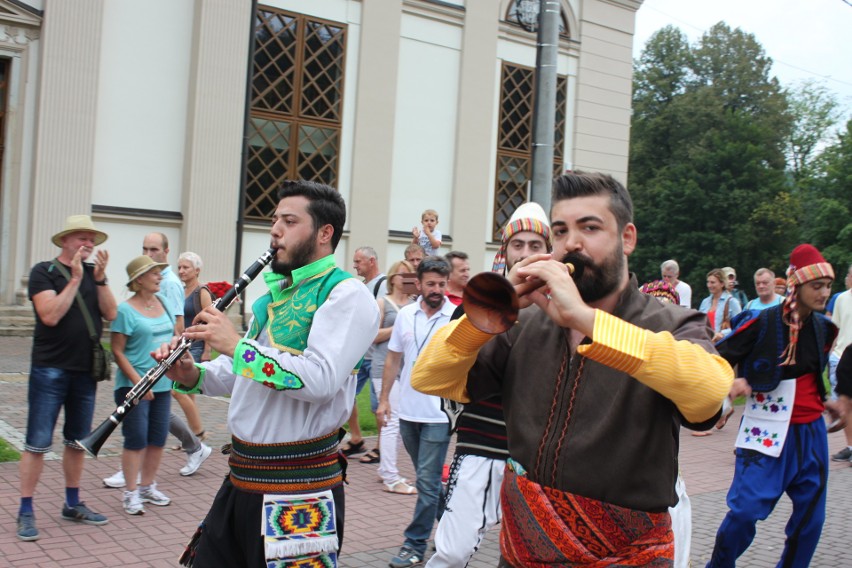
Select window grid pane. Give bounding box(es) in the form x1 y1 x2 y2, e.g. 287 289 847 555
245 117 292 221
245 6 346 221
494 154 531 237
493 62 568 239
498 64 534 153
252 10 298 114
300 21 346 121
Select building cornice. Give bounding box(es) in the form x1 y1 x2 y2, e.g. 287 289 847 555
0 0 42 27
403 0 464 27
599 0 643 13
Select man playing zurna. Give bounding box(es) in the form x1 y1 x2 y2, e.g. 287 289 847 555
412 171 733 566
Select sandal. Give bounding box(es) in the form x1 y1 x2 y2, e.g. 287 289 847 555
359 448 380 464
691 431 713 437
715 407 735 430
383 478 417 495
341 439 366 456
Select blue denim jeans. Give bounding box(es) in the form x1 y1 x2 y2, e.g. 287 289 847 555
114 388 172 450
356 359 378 412
399 419 451 556
25 366 97 453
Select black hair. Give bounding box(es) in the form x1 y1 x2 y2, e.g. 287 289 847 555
277 180 346 250
417 255 451 280
552 171 633 230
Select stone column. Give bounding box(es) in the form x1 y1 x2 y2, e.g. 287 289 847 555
449 2 501 269
346 0 403 266
28 0 105 263
180 0 253 282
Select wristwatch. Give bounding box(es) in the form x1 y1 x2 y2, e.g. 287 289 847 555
95 278 108 286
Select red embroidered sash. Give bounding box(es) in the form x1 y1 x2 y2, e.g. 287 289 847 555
500 469 674 567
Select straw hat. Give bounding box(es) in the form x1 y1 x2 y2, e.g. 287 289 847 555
51 215 108 247
125 255 168 286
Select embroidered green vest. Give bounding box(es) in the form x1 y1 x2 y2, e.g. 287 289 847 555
231 256 358 391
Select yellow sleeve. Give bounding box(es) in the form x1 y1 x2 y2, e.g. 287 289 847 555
577 310 734 423
410 315 494 403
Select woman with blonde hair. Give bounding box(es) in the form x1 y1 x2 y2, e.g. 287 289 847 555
700 268 742 342
111 256 175 515
696 268 741 437
370 259 417 494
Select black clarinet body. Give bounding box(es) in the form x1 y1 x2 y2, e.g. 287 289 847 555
76 247 277 457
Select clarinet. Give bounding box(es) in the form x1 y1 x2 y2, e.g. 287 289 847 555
76 247 277 458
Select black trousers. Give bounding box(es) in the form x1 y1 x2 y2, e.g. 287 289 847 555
192 476 345 568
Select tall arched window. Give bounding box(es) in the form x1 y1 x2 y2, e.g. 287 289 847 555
245 6 347 222
493 62 567 239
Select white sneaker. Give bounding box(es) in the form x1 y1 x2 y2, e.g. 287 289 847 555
103 469 141 488
139 482 171 506
180 443 212 476
123 490 145 515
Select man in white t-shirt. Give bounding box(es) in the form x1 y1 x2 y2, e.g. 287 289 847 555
342 246 388 456
661 259 692 308
377 256 455 568
830 263 852 461
744 268 783 311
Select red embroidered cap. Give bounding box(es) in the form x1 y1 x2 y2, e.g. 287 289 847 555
787 244 834 286
781 244 834 365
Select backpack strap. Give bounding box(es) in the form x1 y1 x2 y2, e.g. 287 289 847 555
154 295 176 327
372 276 386 298
51 259 98 341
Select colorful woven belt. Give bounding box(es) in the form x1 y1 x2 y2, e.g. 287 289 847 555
228 431 343 494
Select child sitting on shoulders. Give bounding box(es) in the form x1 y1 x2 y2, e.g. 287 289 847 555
411 209 442 256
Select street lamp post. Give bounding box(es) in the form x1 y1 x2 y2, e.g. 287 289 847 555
516 0 561 211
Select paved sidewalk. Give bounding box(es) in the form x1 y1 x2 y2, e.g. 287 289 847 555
1 335 850 566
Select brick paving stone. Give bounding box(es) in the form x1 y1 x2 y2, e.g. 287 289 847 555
2 341 852 566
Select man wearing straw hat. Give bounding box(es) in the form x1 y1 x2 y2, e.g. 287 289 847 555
17 215 117 541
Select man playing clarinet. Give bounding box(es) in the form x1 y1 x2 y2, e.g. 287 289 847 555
159 180 379 567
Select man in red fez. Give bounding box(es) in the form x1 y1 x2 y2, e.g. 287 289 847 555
706 244 847 567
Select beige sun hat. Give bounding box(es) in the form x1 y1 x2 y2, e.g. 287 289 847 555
125 255 168 286
51 215 108 247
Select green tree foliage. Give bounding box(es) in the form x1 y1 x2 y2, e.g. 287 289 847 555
799 120 852 271
786 81 843 181
629 23 795 301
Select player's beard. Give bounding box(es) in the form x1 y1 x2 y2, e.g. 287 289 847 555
271 233 317 276
561 243 624 303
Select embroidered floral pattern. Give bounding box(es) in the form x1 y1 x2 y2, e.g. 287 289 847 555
233 340 304 391
742 424 780 448
750 393 788 413
736 382 794 458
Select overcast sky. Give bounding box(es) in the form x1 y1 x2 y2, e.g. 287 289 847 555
633 0 852 117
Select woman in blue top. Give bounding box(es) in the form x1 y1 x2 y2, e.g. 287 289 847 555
111 256 175 516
